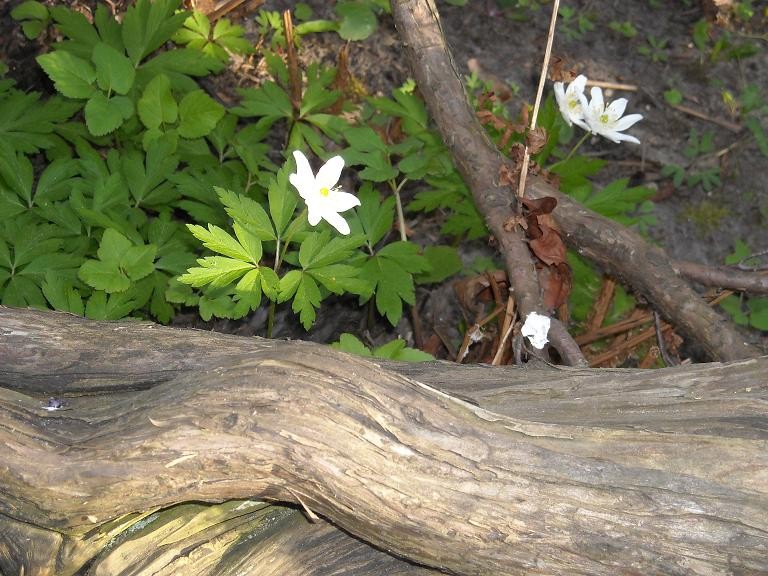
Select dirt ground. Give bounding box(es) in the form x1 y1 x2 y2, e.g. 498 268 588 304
1 0 766 357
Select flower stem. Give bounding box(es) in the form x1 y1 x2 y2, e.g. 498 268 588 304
266 300 276 338
549 130 591 170
391 178 409 242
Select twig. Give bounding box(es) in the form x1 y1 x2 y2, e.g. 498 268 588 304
586 79 638 91
491 296 516 366
673 260 768 295
516 0 560 198
671 103 742 133
653 311 678 367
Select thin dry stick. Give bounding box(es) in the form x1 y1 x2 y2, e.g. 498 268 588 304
517 0 561 198
492 296 516 365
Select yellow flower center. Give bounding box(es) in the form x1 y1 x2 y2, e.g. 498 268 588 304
320 187 330 197
600 113 609 124
569 99 579 109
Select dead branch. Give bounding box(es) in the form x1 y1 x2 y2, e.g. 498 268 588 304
391 0 760 362
1 308 767 575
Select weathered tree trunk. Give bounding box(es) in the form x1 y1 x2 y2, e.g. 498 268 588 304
1 307 767 575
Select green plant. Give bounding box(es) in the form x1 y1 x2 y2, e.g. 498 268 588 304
332 333 434 361
661 128 722 193
719 240 768 331
558 6 595 41
172 12 253 62
637 35 669 62
608 20 637 39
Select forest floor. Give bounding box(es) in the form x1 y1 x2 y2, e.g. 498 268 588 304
1 0 766 364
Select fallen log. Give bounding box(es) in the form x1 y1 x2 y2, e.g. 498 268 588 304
1 307 767 575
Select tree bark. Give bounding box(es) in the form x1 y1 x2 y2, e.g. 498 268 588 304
1 307 767 575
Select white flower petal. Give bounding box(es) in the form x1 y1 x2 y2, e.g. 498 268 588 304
612 113 643 132
307 207 323 226
588 86 604 111
316 155 345 190
322 210 352 235
328 190 361 212
610 132 641 144
521 312 551 349
570 74 587 95
606 97 628 118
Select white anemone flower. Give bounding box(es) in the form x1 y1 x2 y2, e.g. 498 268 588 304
553 74 589 130
521 312 551 350
579 86 643 144
289 150 360 235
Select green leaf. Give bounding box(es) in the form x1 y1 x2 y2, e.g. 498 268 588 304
79 258 130 292
11 1 49 21
332 333 373 356
138 74 178 129
373 338 433 361
121 244 157 281
179 256 253 289
85 290 137 320
268 163 298 237
178 89 225 138
233 82 292 121
356 183 394 246
216 187 276 240
36 51 96 99
725 239 751 265
360 241 429 325
415 245 461 284
335 2 378 41
277 269 302 302
84 93 133 136
92 42 136 95
122 0 188 65
747 298 768 331
41 270 85 315
187 223 252 261
293 273 321 329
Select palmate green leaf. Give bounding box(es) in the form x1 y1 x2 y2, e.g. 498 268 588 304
299 232 366 270
94 4 123 52
85 290 136 320
78 229 157 293
331 333 373 357
373 338 433 361
299 78 340 117
92 42 136 95
233 82 292 121
37 51 96 99
120 138 179 207
138 74 178 129
178 90 225 138
2 275 46 308
179 256 254 289
42 270 85 316
137 49 224 92
212 19 253 55
309 264 372 297
360 241 430 326
49 6 100 54
122 0 188 65
356 183 394 246
79 258 130 292
0 145 34 206
268 163 297 237
415 245 462 284
84 93 133 136
0 89 80 154
293 273 322 329
187 223 257 263
216 187 276 240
